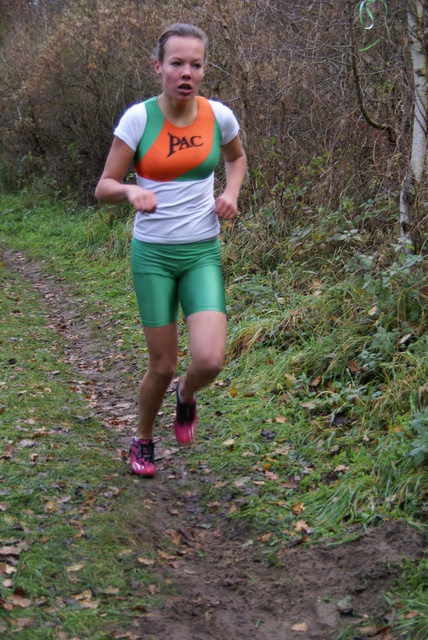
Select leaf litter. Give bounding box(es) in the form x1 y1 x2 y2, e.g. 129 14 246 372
0 249 425 640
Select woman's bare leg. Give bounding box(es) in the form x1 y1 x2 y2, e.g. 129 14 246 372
179 311 227 400
136 322 178 439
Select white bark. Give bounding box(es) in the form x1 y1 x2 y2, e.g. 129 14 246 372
400 0 428 252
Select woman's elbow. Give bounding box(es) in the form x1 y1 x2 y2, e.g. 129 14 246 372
94 180 107 204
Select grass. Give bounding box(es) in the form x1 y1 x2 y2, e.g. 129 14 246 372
1 188 427 638
0 259 165 638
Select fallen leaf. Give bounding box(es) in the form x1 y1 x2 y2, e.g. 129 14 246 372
83 491 95 505
11 617 35 628
8 594 32 608
401 610 421 619
259 532 272 543
355 625 379 637
19 439 36 448
137 558 155 566
81 599 99 609
165 529 182 546
234 477 249 488
265 470 279 481
272 446 290 456
293 520 312 534
0 444 14 460
0 546 22 557
347 360 361 374
284 477 300 489
300 401 316 410
334 465 349 473
33 430 48 438
44 500 57 513
222 438 235 451
275 415 288 423
157 551 176 561
291 622 308 632
284 373 296 386
72 589 92 601
292 502 305 515
66 564 85 574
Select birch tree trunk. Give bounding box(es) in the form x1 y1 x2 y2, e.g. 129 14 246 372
400 0 428 254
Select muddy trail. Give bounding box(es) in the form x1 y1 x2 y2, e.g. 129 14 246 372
3 249 425 640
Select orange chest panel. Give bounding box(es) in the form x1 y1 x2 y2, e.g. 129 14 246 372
134 98 220 182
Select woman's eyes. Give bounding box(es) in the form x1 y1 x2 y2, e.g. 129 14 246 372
170 61 202 68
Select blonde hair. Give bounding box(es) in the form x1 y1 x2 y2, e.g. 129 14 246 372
156 23 208 63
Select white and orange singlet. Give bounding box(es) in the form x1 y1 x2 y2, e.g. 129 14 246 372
114 96 240 244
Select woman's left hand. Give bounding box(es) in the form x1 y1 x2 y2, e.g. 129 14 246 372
214 192 239 220
215 135 247 221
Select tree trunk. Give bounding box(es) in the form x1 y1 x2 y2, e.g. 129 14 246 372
400 0 427 254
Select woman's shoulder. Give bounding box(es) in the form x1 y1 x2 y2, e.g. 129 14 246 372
123 98 152 116
203 98 237 121
202 98 240 141
115 100 153 149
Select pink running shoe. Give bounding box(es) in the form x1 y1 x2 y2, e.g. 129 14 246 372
174 384 197 445
129 438 155 477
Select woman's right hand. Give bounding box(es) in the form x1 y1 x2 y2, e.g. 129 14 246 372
126 185 157 213
95 137 157 212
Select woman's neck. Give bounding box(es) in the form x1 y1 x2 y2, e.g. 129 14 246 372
157 93 199 127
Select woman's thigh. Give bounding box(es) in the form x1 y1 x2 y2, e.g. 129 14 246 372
186 311 227 366
133 272 179 328
178 263 226 318
143 322 179 373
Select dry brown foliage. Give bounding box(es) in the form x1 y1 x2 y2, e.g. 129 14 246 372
0 0 423 218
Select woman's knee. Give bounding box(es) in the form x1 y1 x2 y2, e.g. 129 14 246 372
194 350 225 378
148 362 176 387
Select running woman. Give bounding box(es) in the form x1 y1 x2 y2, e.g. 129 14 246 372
95 23 247 477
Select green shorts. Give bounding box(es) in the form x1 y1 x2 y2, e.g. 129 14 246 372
131 237 226 327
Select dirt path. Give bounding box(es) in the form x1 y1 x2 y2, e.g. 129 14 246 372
3 249 425 640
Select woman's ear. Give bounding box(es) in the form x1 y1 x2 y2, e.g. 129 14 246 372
154 59 161 75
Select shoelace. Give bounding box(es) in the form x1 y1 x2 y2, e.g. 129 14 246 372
134 441 154 463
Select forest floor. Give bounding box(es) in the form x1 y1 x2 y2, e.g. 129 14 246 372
2 248 425 640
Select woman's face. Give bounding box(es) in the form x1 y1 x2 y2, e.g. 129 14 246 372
154 36 206 102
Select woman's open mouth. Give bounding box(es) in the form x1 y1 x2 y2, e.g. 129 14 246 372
178 83 192 94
